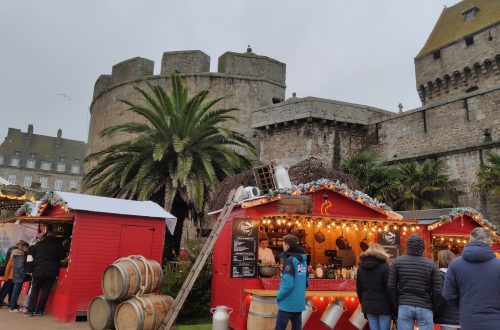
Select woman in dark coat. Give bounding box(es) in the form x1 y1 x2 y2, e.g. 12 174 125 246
356 243 394 330
435 249 460 329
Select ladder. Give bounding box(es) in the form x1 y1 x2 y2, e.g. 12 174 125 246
160 186 243 330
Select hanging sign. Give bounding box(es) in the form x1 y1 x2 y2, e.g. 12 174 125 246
278 196 312 214
230 218 259 278
378 230 401 258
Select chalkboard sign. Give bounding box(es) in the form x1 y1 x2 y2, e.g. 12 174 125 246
378 230 401 258
230 218 259 278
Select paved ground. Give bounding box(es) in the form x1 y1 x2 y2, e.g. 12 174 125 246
0 308 89 329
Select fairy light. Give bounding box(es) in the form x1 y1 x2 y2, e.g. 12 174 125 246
383 222 389 231
403 225 408 232
393 223 398 230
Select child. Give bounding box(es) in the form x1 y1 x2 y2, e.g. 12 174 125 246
9 242 29 312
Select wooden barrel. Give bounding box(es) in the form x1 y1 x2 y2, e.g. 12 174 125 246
102 257 163 301
114 294 174 330
88 295 119 330
247 295 290 330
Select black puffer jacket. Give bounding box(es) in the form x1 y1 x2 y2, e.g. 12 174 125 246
31 235 65 279
356 253 394 316
434 269 459 325
388 235 442 311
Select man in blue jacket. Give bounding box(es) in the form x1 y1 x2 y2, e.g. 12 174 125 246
443 227 500 330
275 235 308 330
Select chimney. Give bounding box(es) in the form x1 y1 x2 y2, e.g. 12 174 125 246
57 129 62 139
28 124 34 135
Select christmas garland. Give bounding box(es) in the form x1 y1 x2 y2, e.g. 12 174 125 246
438 207 499 234
37 191 69 215
266 178 401 219
15 203 32 216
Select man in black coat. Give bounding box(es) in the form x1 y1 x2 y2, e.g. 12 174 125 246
443 227 500 330
388 234 441 330
25 229 65 317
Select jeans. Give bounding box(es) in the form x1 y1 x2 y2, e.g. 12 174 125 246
367 314 392 330
398 305 434 330
27 277 56 314
0 280 13 305
275 310 301 330
9 282 23 309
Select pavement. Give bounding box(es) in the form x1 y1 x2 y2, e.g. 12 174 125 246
0 308 89 329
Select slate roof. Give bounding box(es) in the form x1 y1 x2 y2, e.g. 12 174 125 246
417 0 500 58
0 126 86 173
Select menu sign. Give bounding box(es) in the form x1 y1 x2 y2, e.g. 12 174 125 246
378 230 401 259
230 218 259 278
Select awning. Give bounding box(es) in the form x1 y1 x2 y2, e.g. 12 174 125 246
0 215 75 224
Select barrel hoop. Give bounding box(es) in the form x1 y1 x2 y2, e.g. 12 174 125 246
115 262 138 299
248 311 277 318
250 296 277 304
127 299 146 330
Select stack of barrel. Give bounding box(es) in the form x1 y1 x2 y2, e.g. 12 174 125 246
88 256 174 330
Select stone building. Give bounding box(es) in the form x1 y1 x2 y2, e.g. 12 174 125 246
86 0 499 225
0 125 86 193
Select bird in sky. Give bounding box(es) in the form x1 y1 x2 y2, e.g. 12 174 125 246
57 93 71 101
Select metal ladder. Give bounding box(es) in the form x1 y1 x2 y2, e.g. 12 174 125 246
160 186 243 329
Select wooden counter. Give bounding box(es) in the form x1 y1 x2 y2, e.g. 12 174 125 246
245 289 357 297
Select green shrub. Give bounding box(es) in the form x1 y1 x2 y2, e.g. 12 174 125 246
160 239 212 324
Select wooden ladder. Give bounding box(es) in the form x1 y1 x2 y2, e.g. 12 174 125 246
160 186 243 330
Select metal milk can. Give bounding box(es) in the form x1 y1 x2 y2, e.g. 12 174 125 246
301 299 317 329
274 164 292 189
349 303 368 329
320 299 347 329
211 305 233 330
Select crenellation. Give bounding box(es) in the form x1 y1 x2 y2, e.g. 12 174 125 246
111 57 154 86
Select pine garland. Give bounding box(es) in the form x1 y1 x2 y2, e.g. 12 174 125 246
438 207 499 234
266 178 401 219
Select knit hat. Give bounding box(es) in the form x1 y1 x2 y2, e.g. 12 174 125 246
406 234 425 256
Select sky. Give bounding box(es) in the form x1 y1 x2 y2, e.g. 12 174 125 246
0 0 462 143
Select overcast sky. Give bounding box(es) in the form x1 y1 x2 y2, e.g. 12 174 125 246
0 0 461 143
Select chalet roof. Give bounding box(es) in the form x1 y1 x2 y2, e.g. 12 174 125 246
39 191 177 234
417 0 500 58
397 208 455 223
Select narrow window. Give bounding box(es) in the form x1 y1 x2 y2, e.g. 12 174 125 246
433 50 441 60
26 159 35 168
69 180 78 191
10 158 19 167
8 173 16 184
54 179 63 190
40 177 48 188
465 36 474 46
71 164 80 174
41 161 51 170
23 175 32 187
57 162 66 172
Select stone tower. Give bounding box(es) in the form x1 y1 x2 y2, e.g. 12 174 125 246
86 49 286 172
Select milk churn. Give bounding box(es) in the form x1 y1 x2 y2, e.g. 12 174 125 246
211 305 233 330
349 303 368 330
301 300 317 329
274 164 292 189
320 299 347 329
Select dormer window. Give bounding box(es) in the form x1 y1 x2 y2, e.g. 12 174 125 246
41 161 52 171
57 162 66 172
26 159 36 168
71 164 80 174
10 158 20 167
463 7 479 21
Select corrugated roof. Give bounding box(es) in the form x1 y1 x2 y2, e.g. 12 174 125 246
417 0 500 57
397 208 454 221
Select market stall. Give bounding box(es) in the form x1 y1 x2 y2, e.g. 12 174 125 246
398 207 500 258
0 191 176 322
210 179 414 330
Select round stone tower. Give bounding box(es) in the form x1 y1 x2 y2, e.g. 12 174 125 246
86 48 286 171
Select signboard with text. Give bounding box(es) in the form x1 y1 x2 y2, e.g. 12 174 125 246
378 230 401 258
230 218 259 278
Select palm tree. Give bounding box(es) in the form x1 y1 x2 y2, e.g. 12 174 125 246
474 152 500 194
341 151 400 203
394 159 461 211
83 75 256 257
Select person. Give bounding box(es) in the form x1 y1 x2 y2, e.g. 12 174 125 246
9 242 29 312
275 235 308 330
443 228 500 330
434 250 459 330
0 247 21 307
356 243 394 330
25 225 65 317
388 234 442 330
258 237 275 265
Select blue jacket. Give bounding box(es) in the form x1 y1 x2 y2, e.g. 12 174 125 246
276 251 308 312
443 241 500 330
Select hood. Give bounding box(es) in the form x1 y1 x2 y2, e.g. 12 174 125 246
360 255 385 269
286 244 306 262
462 241 495 263
406 234 424 256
